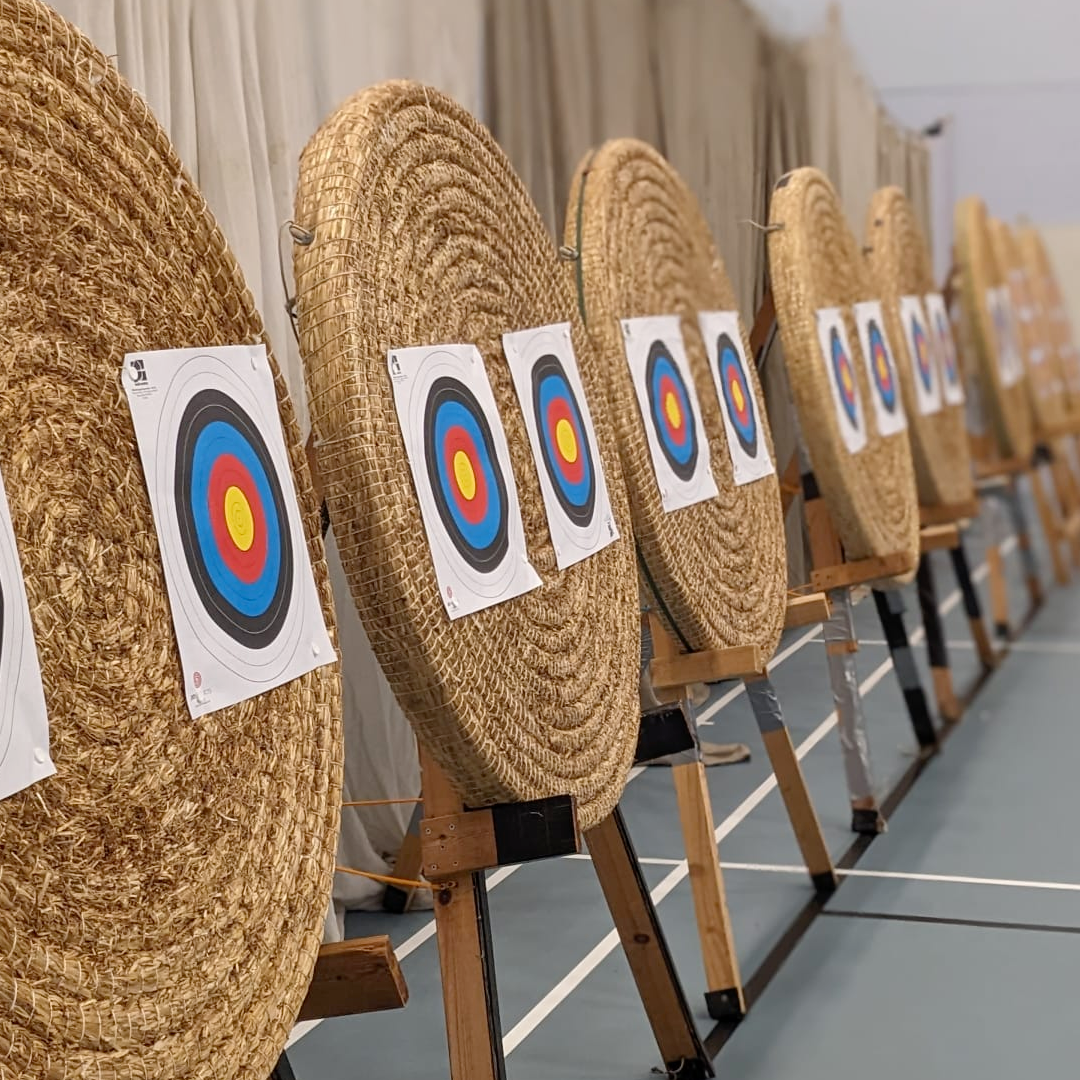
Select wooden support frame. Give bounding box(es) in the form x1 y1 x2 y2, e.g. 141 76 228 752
646 609 837 1019
419 747 712 1079
785 592 832 628
297 936 409 1021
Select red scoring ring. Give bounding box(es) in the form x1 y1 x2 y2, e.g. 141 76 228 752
726 366 751 427
544 396 585 485
658 373 688 446
441 424 489 525
207 453 269 585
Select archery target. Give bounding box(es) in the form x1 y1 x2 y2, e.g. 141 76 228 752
814 308 867 454
697 309 775 485
924 292 965 406
899 295 943 416
0 463 54 800
502 322 619 569
987 286 1024 387
123 344 335 717
853 301 907 437
388 343 541 618
620 314 719 512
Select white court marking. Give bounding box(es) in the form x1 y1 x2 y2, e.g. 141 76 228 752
289 536 1018 1052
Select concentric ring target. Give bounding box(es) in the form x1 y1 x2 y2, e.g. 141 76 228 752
830 327 860 427
531 353 596 527
935 309 959 388
646 339 699 480
912 315 934 392
717 332 759 456
424 376 510 572
868 320 898 412
175 389 295 650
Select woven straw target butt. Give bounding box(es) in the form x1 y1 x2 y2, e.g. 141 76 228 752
294 82 639 829
0 4 342 1078
1017 224 1080 420
989 217 1068 432
954 196 1035 461
566 139 786 658
864 186 974 508
767 168 920 578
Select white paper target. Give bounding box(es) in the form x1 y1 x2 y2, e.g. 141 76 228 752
898 295 943 416
924 293 965 406
987 286 1024 387
502 322 619 569
388 343 541 618
697 310 776 485
0 464 53 801
124 344 336 718
814 307 867 454
852 301 907 437
620 314 719 511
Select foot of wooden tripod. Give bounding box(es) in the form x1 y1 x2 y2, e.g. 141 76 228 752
851 800 887 835
745 674 837 893
671 762 745 1021
587 809 715 1075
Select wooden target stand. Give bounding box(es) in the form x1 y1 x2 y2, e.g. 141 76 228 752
304 437 713 1080
968 431 1045 639
752 292 943 834
914 499 999 722
643 594 838 1020
1030 417 1080 584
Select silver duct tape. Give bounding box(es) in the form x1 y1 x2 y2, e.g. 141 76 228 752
882 588 906 617
822 588 875 801
981 491 1011 548
746 677 785 734
1004 487 1040 579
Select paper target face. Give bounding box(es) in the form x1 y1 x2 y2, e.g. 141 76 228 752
814 308 867 454
853 301 907 437
924 293 965 406
502 322 619 569
0 464 54 800
899 295 943 416
698 310 775 485
389 343 541 618
124 345 335 717
621 314 719 512
987 286 1024 387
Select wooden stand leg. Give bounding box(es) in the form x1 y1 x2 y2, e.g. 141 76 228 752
948 542 998 669
915 553 961 722
985 541 1011 639
422 755 506 1080
1029 462 1070 585
744 674 837 892
1006 478 1044 608
384 801 424 913
671 761 745 1020
871 589 938 751
1050 450 1080 567
586 809 714 1077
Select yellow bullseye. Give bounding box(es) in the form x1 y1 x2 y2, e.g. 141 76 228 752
730 378 745 413
224 485 255 552
555 418 579 463
841 363 853 394
453 449 477 500
664 390 682 429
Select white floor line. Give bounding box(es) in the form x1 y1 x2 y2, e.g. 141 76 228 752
564 852 684 867
721 860 1080 893
290 536 1017 1051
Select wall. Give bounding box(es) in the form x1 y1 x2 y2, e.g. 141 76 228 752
752 0 1080 312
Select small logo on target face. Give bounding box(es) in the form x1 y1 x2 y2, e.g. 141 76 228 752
129 357 148 385
193 671 202 689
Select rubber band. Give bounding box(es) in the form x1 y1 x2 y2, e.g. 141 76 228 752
341 798 423 807
335 865 452 892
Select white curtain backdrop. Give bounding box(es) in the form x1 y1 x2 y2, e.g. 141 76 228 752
50 0 486 928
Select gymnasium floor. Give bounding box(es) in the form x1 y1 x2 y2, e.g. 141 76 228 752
285 502 1078 1079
